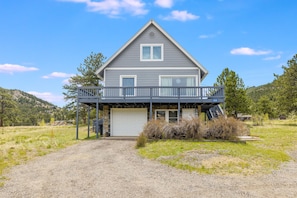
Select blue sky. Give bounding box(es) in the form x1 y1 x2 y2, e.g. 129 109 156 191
1 0 296 107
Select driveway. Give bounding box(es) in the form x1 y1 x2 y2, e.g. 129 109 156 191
1 140 297 197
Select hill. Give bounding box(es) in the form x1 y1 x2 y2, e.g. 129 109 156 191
246 82 276 102
0 87 60 126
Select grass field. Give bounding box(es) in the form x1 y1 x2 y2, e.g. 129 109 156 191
138 120 297 176
0 125 93 186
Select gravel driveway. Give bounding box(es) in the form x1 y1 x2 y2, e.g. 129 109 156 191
1 140 297 198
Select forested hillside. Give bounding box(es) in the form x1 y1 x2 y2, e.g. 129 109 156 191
247 82 276 102
0 87 67 126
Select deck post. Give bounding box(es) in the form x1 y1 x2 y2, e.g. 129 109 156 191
76 96 79 140
177 87 180 124
96 99 99 139
149 88 153 120
87 105 90 138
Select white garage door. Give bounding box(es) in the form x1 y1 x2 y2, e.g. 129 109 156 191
111 108 147 136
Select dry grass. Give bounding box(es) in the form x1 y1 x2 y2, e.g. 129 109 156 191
0 125 91 186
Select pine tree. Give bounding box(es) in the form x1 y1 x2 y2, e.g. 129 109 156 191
63 52 105 123
215 68 249 116
274 54 297 114
0 88 18 126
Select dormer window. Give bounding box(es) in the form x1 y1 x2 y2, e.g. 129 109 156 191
140 44 163 61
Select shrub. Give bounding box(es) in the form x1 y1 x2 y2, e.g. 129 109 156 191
162 123 185 139
135 132 147 148
142 119 164 139
252 114 264 126
141 117 249 141
180 118 205 140
205 116 249 140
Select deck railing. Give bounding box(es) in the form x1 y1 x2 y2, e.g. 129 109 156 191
78 86 224 102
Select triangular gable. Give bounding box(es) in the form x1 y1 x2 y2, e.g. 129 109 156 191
96 20 208 80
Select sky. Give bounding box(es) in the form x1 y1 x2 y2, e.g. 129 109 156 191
1 0 296 107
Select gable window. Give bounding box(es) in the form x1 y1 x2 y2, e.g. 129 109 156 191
141 44 163 61
160 75 197 96
120 75 136 96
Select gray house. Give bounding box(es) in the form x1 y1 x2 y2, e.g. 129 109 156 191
76 20 224 138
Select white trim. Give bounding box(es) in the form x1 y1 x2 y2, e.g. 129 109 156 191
120 75 137 96
105 67 198 70
140 44 164 61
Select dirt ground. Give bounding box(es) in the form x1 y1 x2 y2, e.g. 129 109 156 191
1 140 297 198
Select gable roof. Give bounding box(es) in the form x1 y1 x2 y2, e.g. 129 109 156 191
96 20 208 80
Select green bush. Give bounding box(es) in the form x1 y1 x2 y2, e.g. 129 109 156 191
135 132 147 148
252 114 264 126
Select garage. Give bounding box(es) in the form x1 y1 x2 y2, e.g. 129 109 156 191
111 108 148 136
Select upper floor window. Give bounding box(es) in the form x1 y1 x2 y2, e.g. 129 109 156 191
140 44 163 61
120 75 136 96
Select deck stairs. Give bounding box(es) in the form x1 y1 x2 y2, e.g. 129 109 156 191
206 105 225 120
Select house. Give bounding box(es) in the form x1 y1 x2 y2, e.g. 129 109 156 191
76 20 224 138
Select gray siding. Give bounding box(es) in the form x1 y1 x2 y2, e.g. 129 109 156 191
105 69 200 87
107 25 198 68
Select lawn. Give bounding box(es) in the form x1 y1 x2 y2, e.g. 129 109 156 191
0 125 93 186
138 120 297 176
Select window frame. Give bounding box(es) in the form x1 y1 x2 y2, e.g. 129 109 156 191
159 75 198 96
120 75 137 96
155 109 178 123
140 44 164 61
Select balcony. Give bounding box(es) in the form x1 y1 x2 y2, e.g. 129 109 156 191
77 86 224 105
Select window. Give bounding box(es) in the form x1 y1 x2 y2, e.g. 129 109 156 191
160 76 197 96
141 44 163 61
156 110 178 123
120 75 136 96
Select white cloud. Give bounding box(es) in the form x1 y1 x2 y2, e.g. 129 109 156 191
42 72 75 79
199 31 222 39
59 0 148 17
230 47 271 55
154 0 174 8
161 10 199 21
28 91 64 104
263 55 281 61
0 64 38 74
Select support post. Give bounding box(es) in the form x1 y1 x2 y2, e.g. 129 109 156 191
177 87 180 124
149 88 153 120
87 105 90 138
96 99 99 139
76 97 80 140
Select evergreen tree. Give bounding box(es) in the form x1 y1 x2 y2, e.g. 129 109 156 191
274 54 297 114
215 68 250 116
63 52 105 123
0 88 18 126
256 95 276 119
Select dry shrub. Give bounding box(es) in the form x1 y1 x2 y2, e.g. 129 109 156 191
135 132 147 148
180 118 205 140
141 117 249 141
205 116 249 140
142 119 164 139
163 124 186 139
